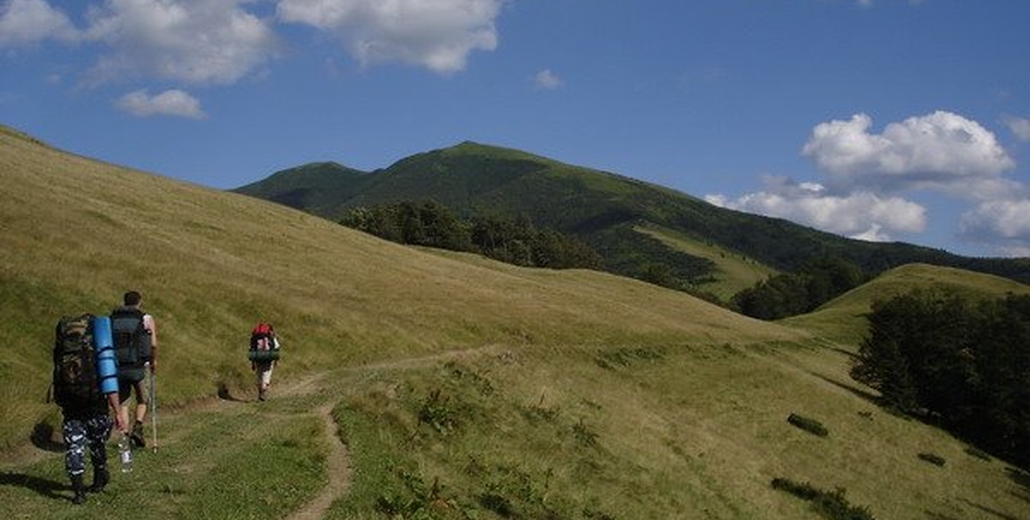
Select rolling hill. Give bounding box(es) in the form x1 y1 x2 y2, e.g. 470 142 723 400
782 263 1030 347
235 141 1030 300
2 124 1029 520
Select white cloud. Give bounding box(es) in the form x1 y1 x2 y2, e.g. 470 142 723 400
534 68 562 90
801 111 1016 200
115 88 206 119
0 0 78 46
277 0 501 73
81 0 279 85
705 176 926 242
959 199 1030 257
1002 115 1030 143
960 199 1030 240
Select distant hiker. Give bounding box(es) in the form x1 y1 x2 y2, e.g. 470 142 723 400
111 290 158 448
50 314 126 505
249 323 281 401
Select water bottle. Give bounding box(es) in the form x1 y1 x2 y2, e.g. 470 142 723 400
118 433 133 473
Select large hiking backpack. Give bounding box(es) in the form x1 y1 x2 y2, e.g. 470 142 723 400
51 314 102 409
248 323 280 362
111 306 151 368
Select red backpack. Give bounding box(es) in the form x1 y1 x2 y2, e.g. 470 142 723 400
248 323 280 362
250 323 274 350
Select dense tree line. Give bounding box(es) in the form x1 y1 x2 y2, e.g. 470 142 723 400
731 257 867 320
340 201 602 270
851 290 1030 468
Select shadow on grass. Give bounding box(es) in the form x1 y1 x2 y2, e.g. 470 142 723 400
826 345 859 360
924 511 962 520
958 498 1028 520
807 371 881 403
0 471 69 502
30 422 63 453
1008 467 1030 506
216 382 251 403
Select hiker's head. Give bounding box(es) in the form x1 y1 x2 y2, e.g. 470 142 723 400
124 290 142 307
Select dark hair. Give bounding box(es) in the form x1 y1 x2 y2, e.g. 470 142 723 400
124 291 142 306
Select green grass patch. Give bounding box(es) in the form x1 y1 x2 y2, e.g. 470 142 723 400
0 403 326 519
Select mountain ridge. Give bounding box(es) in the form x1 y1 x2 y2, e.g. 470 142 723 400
235 140 1030 296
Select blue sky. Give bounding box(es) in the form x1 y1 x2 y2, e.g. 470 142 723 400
2 0 1029 258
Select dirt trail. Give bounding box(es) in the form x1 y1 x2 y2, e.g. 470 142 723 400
285 403 351 520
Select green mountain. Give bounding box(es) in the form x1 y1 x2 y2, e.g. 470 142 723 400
234 141 1030 298
4 125 1029 520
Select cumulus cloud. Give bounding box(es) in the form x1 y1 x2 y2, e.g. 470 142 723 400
6 0 504 86
959 199 1030 257
801 111 1016 199
0 0 78 46
277 0 501 73
115 89 206 119
705 176 926 242
534 69 562 90
713 110 1025 255
1003 115 1030 143
79 0 280 86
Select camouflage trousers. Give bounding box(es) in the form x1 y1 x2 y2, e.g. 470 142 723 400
63 413 112 477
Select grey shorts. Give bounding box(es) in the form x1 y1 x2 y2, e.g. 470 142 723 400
118 369 150 405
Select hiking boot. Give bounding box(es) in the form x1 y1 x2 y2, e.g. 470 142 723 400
88 467 109 493
130 421 146 448
71 474 87 505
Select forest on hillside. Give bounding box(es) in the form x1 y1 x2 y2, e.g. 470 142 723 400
852 289 1030 468
340 200 602 270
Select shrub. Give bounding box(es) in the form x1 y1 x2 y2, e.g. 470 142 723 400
917 452 946 467
418 389 458 434
788 413 829 437
478 493 515 517
771 478 877 520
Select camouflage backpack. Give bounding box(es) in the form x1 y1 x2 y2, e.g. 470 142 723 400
50 314 102 409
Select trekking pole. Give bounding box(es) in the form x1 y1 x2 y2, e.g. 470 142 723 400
150 369 158 452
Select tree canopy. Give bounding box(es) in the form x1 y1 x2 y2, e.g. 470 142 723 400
851 289 1030 468
340 201 602 270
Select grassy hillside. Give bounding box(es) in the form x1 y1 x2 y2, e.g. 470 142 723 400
781 263 1030 348
634 222 778 300
3 125 1029 520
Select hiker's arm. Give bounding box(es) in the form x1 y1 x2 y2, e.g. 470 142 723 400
145 314 158 372
107 393 127 431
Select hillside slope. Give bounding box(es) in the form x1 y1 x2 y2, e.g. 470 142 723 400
3 125 1028 520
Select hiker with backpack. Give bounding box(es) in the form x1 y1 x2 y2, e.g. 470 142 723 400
248 323 280 401
111 290 158 448
51 314 127 505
